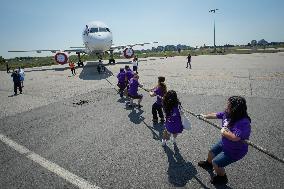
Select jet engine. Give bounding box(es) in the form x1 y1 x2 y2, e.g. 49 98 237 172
123 48 134 58
54 52 68 65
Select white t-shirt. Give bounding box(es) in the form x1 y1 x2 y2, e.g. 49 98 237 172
132 60 138 67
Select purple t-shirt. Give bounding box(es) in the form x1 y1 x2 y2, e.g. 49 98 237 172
117 72 126 84
165 106 183 134
217 112 251 160
128 78 139 96
153 87 164 106
125 69 134 81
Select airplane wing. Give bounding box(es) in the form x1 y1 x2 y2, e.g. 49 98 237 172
8 48 86 54
110 41 158 50
8 49 61 53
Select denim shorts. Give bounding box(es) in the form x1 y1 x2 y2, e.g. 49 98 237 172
210 140 237 168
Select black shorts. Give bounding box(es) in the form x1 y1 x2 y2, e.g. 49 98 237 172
128 94 143 99
133 66 137 72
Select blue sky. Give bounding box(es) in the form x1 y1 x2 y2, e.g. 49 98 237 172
1 0 284 58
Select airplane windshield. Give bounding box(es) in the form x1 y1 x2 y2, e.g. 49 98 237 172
89 28 99 33
99 28 110 32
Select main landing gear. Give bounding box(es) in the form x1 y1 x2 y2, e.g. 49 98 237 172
108 50 115 64
76 52 84 67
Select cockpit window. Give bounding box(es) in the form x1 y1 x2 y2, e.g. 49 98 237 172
89 28 99 33
99 27 110 32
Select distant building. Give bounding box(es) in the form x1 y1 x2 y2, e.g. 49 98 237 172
258 39 268 46
270 42 284 46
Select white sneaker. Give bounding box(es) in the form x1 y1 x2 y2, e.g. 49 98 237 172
161 139 166 146
171 137 176 144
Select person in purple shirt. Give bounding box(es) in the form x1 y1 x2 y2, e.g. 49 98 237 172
124 65 134 98
127 73 143 108
150 76 167 123
162 90 183 146
117 68 126 98
125 65 134 83
197 96 251 185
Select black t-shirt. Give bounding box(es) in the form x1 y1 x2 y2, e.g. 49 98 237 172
187 55 191 61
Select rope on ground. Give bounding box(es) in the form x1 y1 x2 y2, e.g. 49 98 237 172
105 78 119 93
180 106 284 164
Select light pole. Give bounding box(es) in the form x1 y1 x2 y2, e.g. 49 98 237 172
209 9 219 52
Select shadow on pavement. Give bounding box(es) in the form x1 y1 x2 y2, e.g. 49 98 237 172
163 144 198 187
79 61 114 80
143 120 164 141
107 61 132 65
127 107 145 124
24 66 70 72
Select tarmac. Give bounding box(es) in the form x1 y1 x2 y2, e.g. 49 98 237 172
0 53 283 188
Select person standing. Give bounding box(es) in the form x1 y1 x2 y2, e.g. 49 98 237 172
197 96 251 185
18 67 25 87
69 61 76 75
150 76 167 123
132 56 138 74
6 62 10 73
186 53 191 69
162 90 183 146
11 70 22 95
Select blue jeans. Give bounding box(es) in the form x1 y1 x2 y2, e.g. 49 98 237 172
210 140 237 168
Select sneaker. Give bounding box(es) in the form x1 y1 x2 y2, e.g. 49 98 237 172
20 92 22 94
161 139 167 146
210 174 228 185
171 137 176 144
198 160 213 170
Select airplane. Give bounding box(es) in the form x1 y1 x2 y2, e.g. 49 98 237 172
209 9 219 13
8 21 158 67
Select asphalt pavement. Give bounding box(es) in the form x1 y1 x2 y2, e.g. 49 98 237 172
0 53 283 188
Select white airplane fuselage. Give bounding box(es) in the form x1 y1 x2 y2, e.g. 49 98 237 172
82 21 113 54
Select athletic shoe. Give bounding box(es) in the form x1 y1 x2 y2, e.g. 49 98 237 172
171 137 176 144
210 174 228 185
198 160 213 170
161 139 166 146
